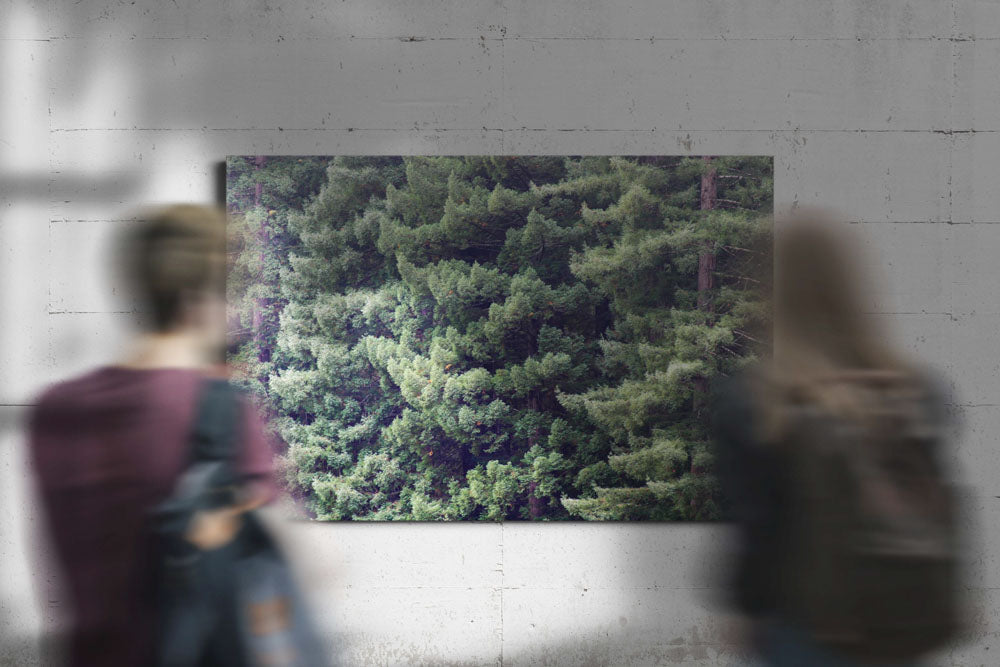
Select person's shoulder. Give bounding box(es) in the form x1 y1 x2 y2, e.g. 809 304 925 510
904 365 953 427
31 365 201 414
892 364 949 408
32 367 110 412
911 365 950 399
28 367 120 438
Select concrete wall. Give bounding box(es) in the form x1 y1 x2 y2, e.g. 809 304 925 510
2 1 998 664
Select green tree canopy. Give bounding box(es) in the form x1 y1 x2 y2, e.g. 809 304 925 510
228 155 771 521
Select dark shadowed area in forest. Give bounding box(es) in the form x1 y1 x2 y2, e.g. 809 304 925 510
227 155 772 521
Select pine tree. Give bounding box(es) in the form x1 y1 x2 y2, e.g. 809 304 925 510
226 156 333 386
228 155 772 520
559 156 771 520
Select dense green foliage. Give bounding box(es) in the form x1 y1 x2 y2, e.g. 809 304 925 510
227 155 771 521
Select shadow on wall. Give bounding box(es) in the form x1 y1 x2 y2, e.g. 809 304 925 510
497 522 744 666
0 412 49 666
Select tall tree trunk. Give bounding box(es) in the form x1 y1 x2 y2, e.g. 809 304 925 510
253 155 265 207
697 156 717 311
252 156 271 364
693 157 718 427
528 481 545 519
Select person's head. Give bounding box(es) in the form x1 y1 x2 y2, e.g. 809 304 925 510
760 208 913 429
773 209 881 367
122 204 228 356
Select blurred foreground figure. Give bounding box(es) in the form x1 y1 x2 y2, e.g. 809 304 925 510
714 212 964 666
29 205 322 666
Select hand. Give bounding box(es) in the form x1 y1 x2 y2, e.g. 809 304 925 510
185 507 242 550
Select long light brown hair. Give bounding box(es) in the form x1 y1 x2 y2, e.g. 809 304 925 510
756 209 918 441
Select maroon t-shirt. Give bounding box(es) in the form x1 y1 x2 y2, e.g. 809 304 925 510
28 366 275 666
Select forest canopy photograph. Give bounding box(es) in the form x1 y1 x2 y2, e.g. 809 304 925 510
227 155 772 521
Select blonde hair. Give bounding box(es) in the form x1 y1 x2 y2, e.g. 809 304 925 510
124 204 227 331
756 209 917 440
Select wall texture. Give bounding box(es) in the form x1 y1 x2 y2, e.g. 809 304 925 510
2 1 998 664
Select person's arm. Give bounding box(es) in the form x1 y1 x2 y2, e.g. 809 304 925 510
235 392 279 501
185 493 266 550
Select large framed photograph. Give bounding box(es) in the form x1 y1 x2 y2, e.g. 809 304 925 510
227 156 772 521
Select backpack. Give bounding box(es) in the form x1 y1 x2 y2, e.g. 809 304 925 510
777 372 961 661
149 378 328 666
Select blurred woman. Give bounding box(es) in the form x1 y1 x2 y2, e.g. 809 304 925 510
714 211 962 666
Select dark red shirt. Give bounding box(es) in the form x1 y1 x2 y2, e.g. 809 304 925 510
29 367 275 666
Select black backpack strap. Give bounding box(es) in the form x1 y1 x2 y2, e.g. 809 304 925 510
189 378 243 465
151 379 252 666
187 378 244 509
154 379 244 534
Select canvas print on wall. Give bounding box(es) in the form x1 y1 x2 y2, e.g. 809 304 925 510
226 156 772 521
